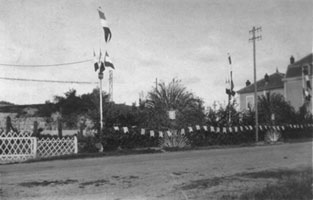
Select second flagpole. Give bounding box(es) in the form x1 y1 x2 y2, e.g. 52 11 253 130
98 71 104 138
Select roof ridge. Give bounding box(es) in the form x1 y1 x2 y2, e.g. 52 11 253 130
237 71 284 94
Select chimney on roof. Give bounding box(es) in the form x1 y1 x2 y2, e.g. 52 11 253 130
246 80 251 86
290 56 295 64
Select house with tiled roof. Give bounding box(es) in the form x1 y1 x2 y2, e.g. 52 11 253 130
237 53 313 113
283 53 312 112
237 70 285 111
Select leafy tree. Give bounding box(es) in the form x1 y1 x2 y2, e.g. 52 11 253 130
258 93 296 124
53 88 109 129
206 100 242 127
145 79 205 129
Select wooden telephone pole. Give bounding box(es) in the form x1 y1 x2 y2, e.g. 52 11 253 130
249 26 262 143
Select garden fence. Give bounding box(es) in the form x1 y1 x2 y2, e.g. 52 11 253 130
0 129 77 163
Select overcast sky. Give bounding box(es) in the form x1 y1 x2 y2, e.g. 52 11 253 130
0 0 312 106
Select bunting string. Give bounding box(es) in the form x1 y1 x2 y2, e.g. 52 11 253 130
111 123 313 138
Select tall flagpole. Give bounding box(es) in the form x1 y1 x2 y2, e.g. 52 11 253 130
227 53 233 125
97 7 112 137
228 57 231 125
98 71 104 136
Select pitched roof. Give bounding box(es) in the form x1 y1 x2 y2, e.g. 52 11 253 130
237 72 285 94
285 53 313 78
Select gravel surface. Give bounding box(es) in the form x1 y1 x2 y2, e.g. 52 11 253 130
1 141 312 200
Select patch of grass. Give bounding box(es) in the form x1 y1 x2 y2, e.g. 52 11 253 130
19 179 78 187
220 167 313 200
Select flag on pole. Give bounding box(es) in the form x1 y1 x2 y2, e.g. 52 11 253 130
98 7 112 42
93 50 99 71
104 52 115 69
98 50 105 73
226 54 235 97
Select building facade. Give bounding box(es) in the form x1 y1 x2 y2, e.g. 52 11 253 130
283 54 312 112
237 54 313 113
237 71 285 111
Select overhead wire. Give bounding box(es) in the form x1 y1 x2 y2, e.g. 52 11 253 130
0 59 92 67
0 58 97 84
0 77 98 85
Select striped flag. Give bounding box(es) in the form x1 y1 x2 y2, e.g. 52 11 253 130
104 52 115 69
93 50 99 71
98 8 112 42
226 54 235 97
99 50 105 73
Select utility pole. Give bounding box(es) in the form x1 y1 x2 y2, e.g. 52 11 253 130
249 26 262 143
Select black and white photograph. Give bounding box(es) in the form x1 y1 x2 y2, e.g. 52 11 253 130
0 0 312 199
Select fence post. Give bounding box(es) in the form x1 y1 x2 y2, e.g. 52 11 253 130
33 121 38 137
33 137 38 158
74 136 78 154
6 116 12 133
57 117 62 138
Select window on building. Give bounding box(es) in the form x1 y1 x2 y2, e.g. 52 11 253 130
246 95 254 109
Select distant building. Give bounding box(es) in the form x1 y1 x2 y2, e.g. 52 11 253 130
237 53 313 113
237 70 285 111
283 53 312 112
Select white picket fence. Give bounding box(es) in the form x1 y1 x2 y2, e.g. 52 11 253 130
0 129 78 163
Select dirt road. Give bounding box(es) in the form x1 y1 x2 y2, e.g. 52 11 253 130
1 141 312 200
